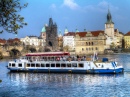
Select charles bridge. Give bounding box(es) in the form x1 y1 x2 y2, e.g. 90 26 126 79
0 45 44 58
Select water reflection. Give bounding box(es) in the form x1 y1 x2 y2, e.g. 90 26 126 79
7 72 124 87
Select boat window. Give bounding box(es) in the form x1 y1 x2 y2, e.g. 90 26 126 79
18 63 22 67
78 63 84 67
9 63 11 66
31 63 35 67
72 63 77 67
36 63 40 67
12 63 15 67
61 63 66 67
27 63 30 67
56 63 60 67
67 63 71 67
46 63 50 67
51 63 55 67
41 63 45 67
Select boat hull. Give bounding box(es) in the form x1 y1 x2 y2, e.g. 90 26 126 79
8 68 124 74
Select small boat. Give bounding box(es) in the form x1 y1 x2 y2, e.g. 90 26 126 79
7 52 124 74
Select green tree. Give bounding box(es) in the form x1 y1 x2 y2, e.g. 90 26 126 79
0 0 28 34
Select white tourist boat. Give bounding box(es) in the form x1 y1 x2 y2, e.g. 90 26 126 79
7 52 124 74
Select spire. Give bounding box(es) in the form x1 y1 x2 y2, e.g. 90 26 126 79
58 30 62 37
106 8 114 24
49 18 53 26
84 28 86 32
41 25 46 33
64 27 68 34
75 28 79 33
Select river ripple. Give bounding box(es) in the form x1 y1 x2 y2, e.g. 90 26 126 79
0 54 130 97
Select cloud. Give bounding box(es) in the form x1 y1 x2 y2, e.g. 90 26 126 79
84 1 119 13
63 0 79 10
50 4 57 10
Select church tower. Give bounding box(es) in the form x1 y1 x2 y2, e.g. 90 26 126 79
105 9 114 38
45 18 58 51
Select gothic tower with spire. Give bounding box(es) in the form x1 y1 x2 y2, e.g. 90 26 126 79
105 9 114 38
45 18 58 51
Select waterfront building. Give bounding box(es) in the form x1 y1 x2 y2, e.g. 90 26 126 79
20 36 44 46
124 32 130 48
45 18 58 51
7 38 21 46
105 9 123 49
0 39 6 46
75 30 106 54
63 28 75 51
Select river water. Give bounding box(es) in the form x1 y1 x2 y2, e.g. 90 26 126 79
0 54 130 97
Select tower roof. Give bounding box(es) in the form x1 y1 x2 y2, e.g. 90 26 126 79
64 27 68 34
106 9 114 24
41 25 46 33
58 30 62 37
75 29 79 33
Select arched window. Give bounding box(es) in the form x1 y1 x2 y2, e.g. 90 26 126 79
86 42 88 45
95 47 98 50
89 42 91 46
92 42 93 45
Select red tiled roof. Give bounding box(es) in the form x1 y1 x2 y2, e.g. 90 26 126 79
0 39 6 44
64 32 75 36
76 30 104 37
124 32 130 36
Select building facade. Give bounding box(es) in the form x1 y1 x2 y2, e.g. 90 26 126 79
63 28 75 51
75 31 106 55
124 32 130 49
20 36 44 46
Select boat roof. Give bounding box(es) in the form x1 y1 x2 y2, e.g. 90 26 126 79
26 52 70 56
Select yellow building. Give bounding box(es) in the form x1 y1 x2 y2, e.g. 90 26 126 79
75 31 106 55
124 32 130 48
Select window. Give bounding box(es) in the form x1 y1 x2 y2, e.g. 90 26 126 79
56 63 60 67
95 47 98 50
31 63 35 67
82 48 84 51
18 63 22 67
41 63 45 67
78 63 84 67
9 63 11 66
46 63 50 67
36 63 40 67
27 63 30 67
72 63 77 67
51 63 55 67
67 63 71 67
12 63 15 67
61 63 66 67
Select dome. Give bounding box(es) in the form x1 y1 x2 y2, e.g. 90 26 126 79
64 27 68 34
41 26 46 33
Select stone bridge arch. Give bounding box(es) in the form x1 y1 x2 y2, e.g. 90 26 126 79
44 46 52 52
9 48 21 57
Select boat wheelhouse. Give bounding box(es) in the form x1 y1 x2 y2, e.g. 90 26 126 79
7 52 124 74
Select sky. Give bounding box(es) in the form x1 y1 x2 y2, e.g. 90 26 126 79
1 0 130 39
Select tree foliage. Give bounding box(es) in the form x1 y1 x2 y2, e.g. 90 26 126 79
0 0 28 34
